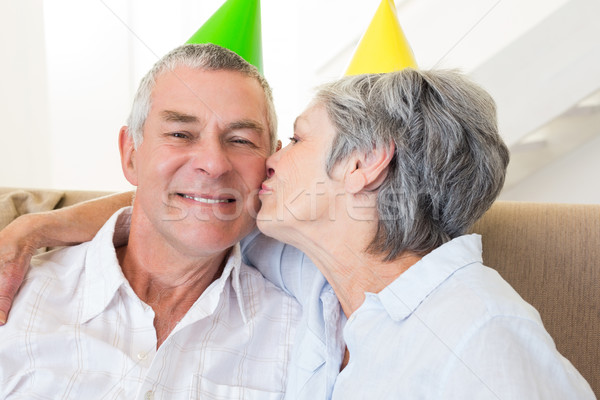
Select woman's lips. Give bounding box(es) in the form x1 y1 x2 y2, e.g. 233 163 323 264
259 183 272 196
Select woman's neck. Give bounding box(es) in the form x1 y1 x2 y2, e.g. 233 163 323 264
292 220 421 318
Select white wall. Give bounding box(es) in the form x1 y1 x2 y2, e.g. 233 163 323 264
43 1 133 191
0 0 52 188
500 135 600 204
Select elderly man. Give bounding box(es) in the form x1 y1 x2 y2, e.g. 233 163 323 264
0 43 300 399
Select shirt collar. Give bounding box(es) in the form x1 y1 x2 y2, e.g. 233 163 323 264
82 207 132 323
81 207 250 324
175 242 251 327
376 234 483 321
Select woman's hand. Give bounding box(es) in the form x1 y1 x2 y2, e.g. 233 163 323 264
0 213 48 325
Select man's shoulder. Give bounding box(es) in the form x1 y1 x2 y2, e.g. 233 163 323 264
2 244 92 336
26 207 127 283
28 242 91 281
239 261 290 294
16 244 92 309
238 261 301 308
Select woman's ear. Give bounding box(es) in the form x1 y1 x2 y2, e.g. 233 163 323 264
119 126 138 186
345 141 395 194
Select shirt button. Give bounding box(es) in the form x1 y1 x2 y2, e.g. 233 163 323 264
137 352 147 360
144 391 154 400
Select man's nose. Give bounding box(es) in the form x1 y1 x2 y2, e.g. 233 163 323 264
190 139 233 178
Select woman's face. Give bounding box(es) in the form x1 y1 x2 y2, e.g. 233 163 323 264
257 102 343 239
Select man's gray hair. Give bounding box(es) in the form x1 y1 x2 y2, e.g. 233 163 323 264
315 69 510 261
127 43 278 152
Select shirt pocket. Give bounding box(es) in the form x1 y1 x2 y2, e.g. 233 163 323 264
191 376 284 400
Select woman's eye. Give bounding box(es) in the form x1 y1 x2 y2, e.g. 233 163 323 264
288 136 299 144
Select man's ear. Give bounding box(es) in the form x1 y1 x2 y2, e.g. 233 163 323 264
345 141 395 194
276 140 282 152
119 126 138 186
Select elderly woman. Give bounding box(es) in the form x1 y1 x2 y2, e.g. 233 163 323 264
0 69 594 399
245 69 594 398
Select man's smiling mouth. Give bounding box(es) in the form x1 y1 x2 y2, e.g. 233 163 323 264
177 193 236 204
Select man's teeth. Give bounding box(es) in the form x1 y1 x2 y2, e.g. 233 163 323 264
181 194 233 204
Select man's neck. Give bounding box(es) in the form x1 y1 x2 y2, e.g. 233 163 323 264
116 240 230 348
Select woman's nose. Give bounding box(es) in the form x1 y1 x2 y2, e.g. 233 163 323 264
265 148 282 178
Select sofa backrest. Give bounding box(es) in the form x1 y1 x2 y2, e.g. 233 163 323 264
0 187 114 229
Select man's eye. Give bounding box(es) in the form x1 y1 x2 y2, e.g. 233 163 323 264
231 138 256 147
172 132 188 139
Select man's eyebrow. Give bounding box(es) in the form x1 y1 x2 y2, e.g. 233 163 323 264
228 119 264 134
161 110 198 123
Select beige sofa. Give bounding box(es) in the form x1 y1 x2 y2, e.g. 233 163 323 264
1 187 598 397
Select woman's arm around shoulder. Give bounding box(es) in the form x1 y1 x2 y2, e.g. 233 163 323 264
0 191 133 325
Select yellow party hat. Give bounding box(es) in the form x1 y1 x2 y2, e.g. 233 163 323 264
344 0 417 76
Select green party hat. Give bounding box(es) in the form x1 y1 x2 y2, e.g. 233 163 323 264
186 0 263 74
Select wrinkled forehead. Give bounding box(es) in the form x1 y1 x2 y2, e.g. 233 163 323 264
151 67 270 130
294 101 336 138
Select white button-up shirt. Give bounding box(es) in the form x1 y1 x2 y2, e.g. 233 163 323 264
0 208 301 400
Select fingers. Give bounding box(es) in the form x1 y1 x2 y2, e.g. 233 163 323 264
0 216 38 326
0 260 29 325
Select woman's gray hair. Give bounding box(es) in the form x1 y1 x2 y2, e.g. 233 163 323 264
315 69 510 260
127 43 278 152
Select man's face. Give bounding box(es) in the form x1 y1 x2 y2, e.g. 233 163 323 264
120 67 271 258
